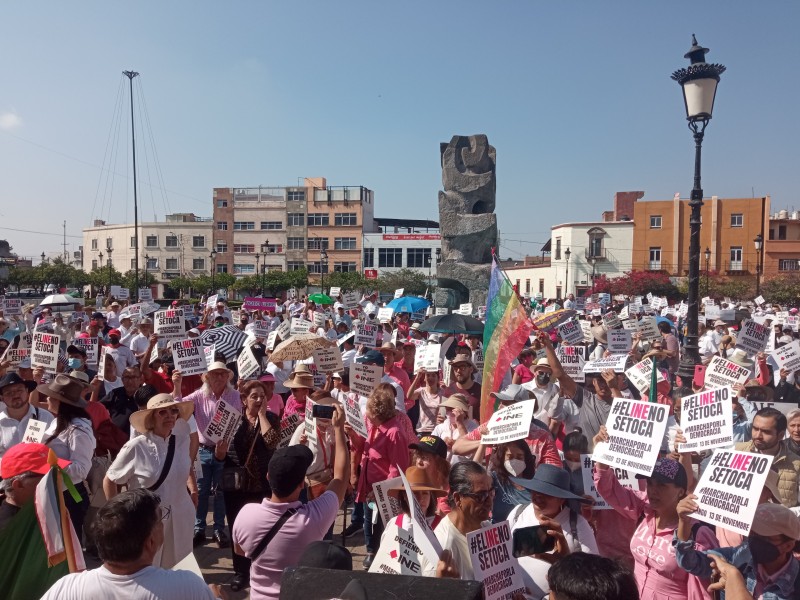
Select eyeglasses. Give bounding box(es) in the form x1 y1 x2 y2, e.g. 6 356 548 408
452 364 471 371
156 408 180 417
461 488 495 503
160 506 172 522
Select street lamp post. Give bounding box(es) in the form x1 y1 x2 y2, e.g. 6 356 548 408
144 254 150 293
589 256 596 289
255 251 262 295
210 250 217 293
704 247 711 297
261 240 270 296
564 247 571 297
320 249 328 293
672 35 725 383
106 246 114 290
754 234 763 296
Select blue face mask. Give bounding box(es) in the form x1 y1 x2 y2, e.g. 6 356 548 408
68 357 83 369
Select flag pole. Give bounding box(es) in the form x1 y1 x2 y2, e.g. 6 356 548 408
49 449 78 573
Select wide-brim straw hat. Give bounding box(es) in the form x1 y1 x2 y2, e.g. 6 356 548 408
205 361 234 381
378 342 402 361
591 324 608 345
36 374 89 408
285 372 316 389
387 466 447 498
129 393 195 434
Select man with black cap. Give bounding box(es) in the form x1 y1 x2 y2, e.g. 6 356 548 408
0 373 55 461
232 404 350 600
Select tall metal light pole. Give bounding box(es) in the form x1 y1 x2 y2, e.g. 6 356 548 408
144 254 150 293
672 35 725 382
589 256 596 289
106 246 114 287
564 247 571 297
210 250 217 293
255 251 262 295
320 249 328 293
261 240 270 296
704 247 711 297
754 234 763 296
122 70 140 301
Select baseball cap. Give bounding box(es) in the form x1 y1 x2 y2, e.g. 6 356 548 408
267 445 314 494
355 350 385 367
751 502 800 540
108 329 121 337
66 344 87 357
1 442 70 479
635 457 688 489
91 312 105 320
490 384 532 403
409 435 448 460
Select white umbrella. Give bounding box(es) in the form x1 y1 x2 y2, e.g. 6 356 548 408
39 294 82 306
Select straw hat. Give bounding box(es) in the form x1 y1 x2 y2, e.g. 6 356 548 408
591 324 608 345
204 361 233 381
36 374 89 408
129 393 194 434
378 342 402 361
532 357 552 372
440 394 470 411
728 349 755 371
387 466 446 498
285 369 316 390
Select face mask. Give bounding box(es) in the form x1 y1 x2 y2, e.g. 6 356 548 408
109 336 120 345
748 535 781 564
67 358 83 369
504 458 526 477
536 372 551 386
565 460 582 472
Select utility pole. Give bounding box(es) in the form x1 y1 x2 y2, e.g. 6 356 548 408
62 221 68 262
123 70 140 301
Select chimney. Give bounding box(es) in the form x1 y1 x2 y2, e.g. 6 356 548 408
613 191 644 221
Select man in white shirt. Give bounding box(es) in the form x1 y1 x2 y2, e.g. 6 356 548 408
42 488 219 600
0 373 55 464
360 291 379 318
128 318 154 358
105 329 138 374
105 302 122 329
339 333 357 367
211 300 232 325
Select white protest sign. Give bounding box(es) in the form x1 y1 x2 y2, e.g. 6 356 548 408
481 400 537 445
237 345 261 380
355 323 379 346
558 320 584 345
349 363 383 397
693 450 773 535
705 305 721 321
719 309 736 322
591 398 669 476
265 331 278 351
435 307 448 316
250 320 270 338
679 387 735 452
278 413 301 448
636 316 661 341
22 418 47 443
329 286 341 299
467 521 526 600
754 295 765 306
31 332 60 373
110 285 123 298
203 344 215 369
368 515 423 575
413 343 441 373
204 399 242 444
312 312 326 329
206 294 219 309
582 354 629 374
343 392 369 439
98 346 108 382
735 319 769 355
398 466 442 567
394 288 404 299
154 309 185 340
459 303 473 316
624 359 665 394
73 337 99 367
473 349 485 371
603 312 622 330
622 319 639 331
3 348 29 373
579 319 593 342
171 338 207 376
2 298 23 315
580 454 638 510
706 355 751 389
556 346 585 383
771 340 800 373
608 329 632 355
290 317 312 335
342 291 360 310
377 307 394 323
138 288 153 302
304 400 316 436
312 346 344 373
786 315 799 332
275 320 291 341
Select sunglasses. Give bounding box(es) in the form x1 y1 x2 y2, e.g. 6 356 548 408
461 488 495 503
156 408 180 417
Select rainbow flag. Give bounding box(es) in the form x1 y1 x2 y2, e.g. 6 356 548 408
480 257 534 419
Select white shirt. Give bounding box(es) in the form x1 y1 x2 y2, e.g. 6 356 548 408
41 565 216 600
265 362 290 394
106 344 138 374
357 375 406 415
106 310 121 329
129 333 151 357
341 348 356 368
0 404 55 463
44 417 96 482
521 381 564 425
421 515 474 579
431 418 479 465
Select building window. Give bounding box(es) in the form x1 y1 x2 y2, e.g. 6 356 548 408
165 235 178 248
233 244 255 254
525 279 531 294
146 257 158 269
730 214 743 227
216 264 228 273
263 243 282 254
779 225 787 240
216 241 227 253
287 261 305 271
307 213 329 227
555 238 561 261
216 199 228 208
363 247 374 268
406 247 431 268
307 262 326 274
587 227 606 259
91 239 98 250
779 259 800 271
287 190 305 202
260 221 282 230
378 248 403 268
217 221 228 230
334 237 357 250
648 247 662 270
307 237 330 251
130 236 136 248
335 213 357 226
91 259 98 270
287 213 305 227
729 247 743 271
130 258 136 269
287 237 305 250
233 263 255 275
539 279 545 294
233 221 255 231
192 236 205 248
165 258 178 270
145 235 158 248
650 215 662 229
334 262 357 272
192 258 205 270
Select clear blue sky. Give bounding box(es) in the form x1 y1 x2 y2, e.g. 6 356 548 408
1 1 798 262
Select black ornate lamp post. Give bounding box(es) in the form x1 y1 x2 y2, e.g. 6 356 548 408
320 249 328 293
255 251 262 295
564 247 571 297
261 239 270 296
144 254 150 291
754 234 763 296
210 250 217 292
106 246 114 285
672 35 725 383
704 247 711 297
589 256 596 289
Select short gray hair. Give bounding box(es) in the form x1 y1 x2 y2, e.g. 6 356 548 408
787 409 800 424
0 470 36 491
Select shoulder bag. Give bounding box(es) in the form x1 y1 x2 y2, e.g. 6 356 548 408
250 508 298 561
222 425 260 493
147 435 175 492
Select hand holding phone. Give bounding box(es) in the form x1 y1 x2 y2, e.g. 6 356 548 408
512 525 555 557
312 404 335 420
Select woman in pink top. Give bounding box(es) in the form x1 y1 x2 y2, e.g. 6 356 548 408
511 348 535 385
594 455 718 600
282 367 314 418
407 368 444 435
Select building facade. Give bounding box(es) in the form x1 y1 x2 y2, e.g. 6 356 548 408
362 218 441 280
765 208 800 277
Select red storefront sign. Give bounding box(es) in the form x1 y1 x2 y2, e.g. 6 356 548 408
364 269 378 279
381 234 440 241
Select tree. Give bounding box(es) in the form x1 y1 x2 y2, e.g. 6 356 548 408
263 269 308 295
42 257 87 289
591 270 679 300
375 269 428 296
761 274 800 305
324 271 367 293
232 275 262 297
87 266 124 290
121 270 158 296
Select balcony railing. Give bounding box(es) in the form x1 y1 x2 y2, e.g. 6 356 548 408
585 248 608 261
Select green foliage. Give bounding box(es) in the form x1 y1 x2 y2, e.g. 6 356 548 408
762 274 800 305
374 269 429 296
324 271 367 293
121 270 158 294
87 265 124 289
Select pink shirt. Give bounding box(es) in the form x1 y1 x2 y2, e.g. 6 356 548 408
266 393 284 417
283 394 306 418
232 491 339 600
356 415 410 502
385 364 411 396
181 386 242 447
513 363 534 384
465 422 563 467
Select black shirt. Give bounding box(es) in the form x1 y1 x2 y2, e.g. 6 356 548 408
100 387 139 435
0 501 21 532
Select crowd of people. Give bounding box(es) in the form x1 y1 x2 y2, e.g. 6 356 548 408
0 289 799 599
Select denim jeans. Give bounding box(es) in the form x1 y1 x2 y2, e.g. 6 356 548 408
351 501 364 527
362 501 384 554
196 446 227 534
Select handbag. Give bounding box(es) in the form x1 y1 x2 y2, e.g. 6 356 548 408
221 426 260 493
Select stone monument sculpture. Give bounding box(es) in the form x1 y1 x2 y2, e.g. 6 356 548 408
434 134 497 310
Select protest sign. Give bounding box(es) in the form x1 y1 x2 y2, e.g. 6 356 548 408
290 317 312 335
582 354 629 374
786 315 799 332
204 399 242 444
467 521 526 600
138 288 153 302
558 320 584 345
304 401 316 436
343 392 369 439
481 400 536 445
278 413 301 448
624 359 665 394
705 304 721 321
608 329 632 354
341 291 359 310
459 303 473 316
3 348 29 373
110 285 123 298
171 338 207 376
249 319 270 338
328 286 341 299
411 310 426 322
237 345 261 380
31 332 60 373
368 516 423 575
73 336 99 367
754 295 765 306
264 331 278 351
719 309 736 322
98 346 108 381
312 312 325 329
556 346 585 383
377 307 394 323
679 387 735 452
413 343 441 373
603 312 622 330
206 294 219 309
355 323 379 346
693 450 773 535
592 398 669 476
579 320 593 343
242 297 276 312
203 344 215 369
435 307 448 316
394 288 404 299
398 467 442 568
706 356 751 389
313 346 344 373
2 298 22 315
771 340 800 373
735 319 769 355
22 418 47 444
580 454 638 510
473 349 485 371
371 476 404 525
636 316 660 341
622 319 638 331
154 309 185 340
275 320 291 341
350 363 383 397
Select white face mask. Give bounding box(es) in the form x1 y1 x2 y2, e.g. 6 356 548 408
504 458 526 477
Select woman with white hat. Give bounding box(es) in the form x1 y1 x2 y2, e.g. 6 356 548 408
102 393 195 569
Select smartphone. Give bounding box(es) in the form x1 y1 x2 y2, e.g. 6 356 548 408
312 404 335 420
692 364 707 389
512 525 555 557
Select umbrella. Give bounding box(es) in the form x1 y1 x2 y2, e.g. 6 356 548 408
308 293 334 305
531 309 577 332
270 333 336 362
39 294 82 307
198 325 249 361
655 316 673 326
417 314 484 336
387 296 430 314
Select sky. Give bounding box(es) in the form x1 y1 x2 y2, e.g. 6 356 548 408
1 1 799 263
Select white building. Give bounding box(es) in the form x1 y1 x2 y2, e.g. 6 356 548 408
362 218 441 281
82 213 214 297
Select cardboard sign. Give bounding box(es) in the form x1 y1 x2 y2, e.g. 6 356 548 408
350 363 383 397
290 317 312 335
706 355 751 389
580 455 638 510
624 359 666 394
31 332 60 373
435 307 448 316
693 450 774 535
355 324 379 346
679 388 735 452
467 521 526 600
754 295 765 306
735 319 770 356
591 398 669 476
154 309 185 340
204 399 242 444
342 291 359 310
377 307 394 323
394 288 404 299
413 343 441 373
556 346 585 383
582 354 629 374
237 345 261 380
558 320 584 345
343 392 369 439
603 312 622 330
171 338 207 376
328 287 341 299
243 297 276 312
138 288 153 302
2 298 23 315
22 418 47 443
278 413 301 448
313 346 344 373
607 329 632 355
73 337 99 367
771 340 800 373
636 316 661 341
481 400 537 445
